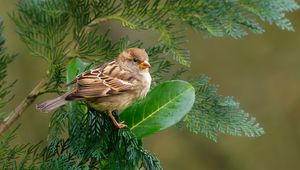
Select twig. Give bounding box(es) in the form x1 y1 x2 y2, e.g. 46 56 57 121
83 14 119 34
0 78 48 135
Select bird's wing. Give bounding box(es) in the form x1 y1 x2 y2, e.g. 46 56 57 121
66 61 110 86
66 61 136 100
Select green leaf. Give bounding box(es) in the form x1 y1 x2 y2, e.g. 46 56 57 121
121 80 195 139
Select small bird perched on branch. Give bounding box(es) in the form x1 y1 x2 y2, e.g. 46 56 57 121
37 48 151 128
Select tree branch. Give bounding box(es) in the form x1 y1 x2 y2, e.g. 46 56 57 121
84 14 122 32
0 78 48 135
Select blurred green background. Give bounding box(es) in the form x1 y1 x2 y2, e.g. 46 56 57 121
1 0 300 169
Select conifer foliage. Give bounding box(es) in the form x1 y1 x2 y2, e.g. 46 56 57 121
0 0 299 169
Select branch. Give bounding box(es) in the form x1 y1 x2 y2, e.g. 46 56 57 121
0 78 48 135
83 14 126 34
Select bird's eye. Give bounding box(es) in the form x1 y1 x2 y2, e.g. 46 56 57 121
133 58 138 63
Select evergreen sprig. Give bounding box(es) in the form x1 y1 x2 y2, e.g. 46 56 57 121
185 75 265 142
170 0 299 37
44 108 162 170
11 0 70 90
0 126 24 169
0 17 16 114
74 28 143 65
0 125 42 169
146 46 173 86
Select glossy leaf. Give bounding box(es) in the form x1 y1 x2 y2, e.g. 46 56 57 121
121 80 195 139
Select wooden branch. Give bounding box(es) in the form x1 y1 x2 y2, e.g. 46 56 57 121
83 14 122 34
0 78 48 135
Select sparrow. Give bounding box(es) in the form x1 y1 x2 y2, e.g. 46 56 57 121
37 48 151 128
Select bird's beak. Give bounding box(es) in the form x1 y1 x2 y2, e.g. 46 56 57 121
139 60 151 69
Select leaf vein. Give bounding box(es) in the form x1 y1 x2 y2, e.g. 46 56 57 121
130 86 193 131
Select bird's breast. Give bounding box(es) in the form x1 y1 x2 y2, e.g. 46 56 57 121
137 71 151 99
88 92 137 113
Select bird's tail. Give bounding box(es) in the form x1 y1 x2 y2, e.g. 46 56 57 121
36 93 70 112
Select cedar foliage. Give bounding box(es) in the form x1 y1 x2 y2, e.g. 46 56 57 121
0 0 299 169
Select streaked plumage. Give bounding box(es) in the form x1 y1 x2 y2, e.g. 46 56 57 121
37 48 151 128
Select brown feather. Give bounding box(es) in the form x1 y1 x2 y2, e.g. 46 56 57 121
37 93 70 112
65 60 136 100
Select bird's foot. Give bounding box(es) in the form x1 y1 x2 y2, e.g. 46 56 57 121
108 112 127 129
116 121 127 129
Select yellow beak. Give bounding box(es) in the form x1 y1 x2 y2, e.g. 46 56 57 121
139 60 151 69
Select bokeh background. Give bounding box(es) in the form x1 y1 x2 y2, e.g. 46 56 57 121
1 0 300 169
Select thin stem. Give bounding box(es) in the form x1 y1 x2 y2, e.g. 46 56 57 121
0 78 48 135
84 13 125 33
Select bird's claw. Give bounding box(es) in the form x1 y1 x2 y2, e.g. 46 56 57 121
116 122 127 129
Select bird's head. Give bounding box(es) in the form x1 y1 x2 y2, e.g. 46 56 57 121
117 48 151 73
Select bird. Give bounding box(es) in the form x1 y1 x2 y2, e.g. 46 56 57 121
37 48 151 129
